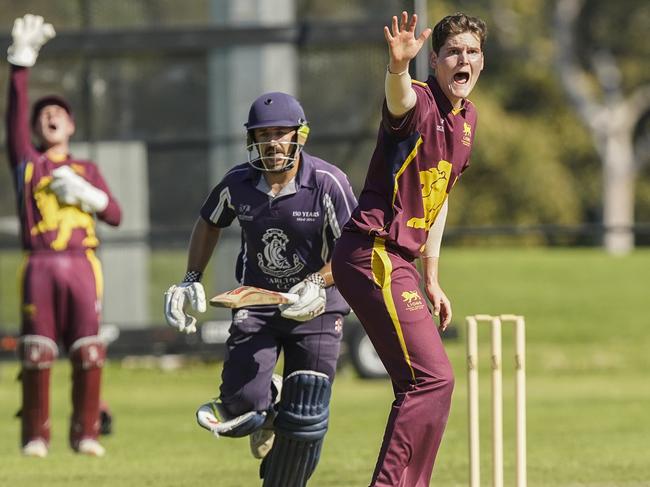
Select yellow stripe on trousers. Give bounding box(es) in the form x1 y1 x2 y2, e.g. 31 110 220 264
371 237 415 381
85 249 104 299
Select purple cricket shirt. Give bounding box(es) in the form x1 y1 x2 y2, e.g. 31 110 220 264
200 152 357 315
344 76 478 259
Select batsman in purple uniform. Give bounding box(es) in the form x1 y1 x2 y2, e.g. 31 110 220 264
332 11 487 487
164 92 356 486
5 15 122 458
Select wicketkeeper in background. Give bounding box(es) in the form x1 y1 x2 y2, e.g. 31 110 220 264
5 14 122 458
164 92 357 486
332 11 487 487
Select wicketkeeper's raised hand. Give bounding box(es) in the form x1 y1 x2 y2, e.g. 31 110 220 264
164 279 206 334
280 273 326 322
7 14 56 67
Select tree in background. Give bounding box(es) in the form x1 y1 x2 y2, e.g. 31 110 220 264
554 0 650 254
430 0 650 249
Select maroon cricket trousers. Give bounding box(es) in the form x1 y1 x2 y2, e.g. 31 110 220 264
332 231 454 487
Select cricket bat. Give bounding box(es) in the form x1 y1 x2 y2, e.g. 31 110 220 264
209 286 299 309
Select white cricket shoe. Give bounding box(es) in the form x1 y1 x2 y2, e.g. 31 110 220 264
22 439 48 458
76 438 105 457
249 373 283 459
196 400 227 435
196 399 275 439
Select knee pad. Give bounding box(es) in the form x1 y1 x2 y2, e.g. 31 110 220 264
262 370 331 487
70 336 106 370
19 335 58 369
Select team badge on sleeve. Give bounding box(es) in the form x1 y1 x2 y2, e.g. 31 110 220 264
462 122 472 146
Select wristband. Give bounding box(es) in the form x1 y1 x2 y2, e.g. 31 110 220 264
305 272 326 289
183 271 203 283
387 64 409 76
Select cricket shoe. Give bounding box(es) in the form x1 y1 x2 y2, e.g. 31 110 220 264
75 439 105 457
22 439 48 458
196 398 266 436
249 373 283 459
99 405 113 436
196 400 229 435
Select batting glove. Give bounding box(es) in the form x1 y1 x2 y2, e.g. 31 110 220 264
280 273 326 322
7 14 56 67
164 282 206 334
50 166 109 213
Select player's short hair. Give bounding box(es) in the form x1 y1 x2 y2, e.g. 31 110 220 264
31 95 74 128
431 12 487 54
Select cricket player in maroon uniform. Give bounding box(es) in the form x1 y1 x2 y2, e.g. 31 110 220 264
5 15 121 458
332 11 487 487
164 92 356 486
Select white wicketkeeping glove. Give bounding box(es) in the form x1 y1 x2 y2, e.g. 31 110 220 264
7 14 56 67
164 282 207 334
50 166 109 213
280 274 326 322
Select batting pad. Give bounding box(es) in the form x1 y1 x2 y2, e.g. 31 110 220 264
261 370 331 487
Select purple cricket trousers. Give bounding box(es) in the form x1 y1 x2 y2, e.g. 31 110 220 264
219 308 343 415
332 231 454 487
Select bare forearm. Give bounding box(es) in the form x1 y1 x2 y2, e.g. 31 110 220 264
385 66 416 117
422 199 448 258
186 217 221 274
420 255 440 286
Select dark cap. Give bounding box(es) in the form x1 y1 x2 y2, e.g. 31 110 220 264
245 92 307 130
31 95 74 127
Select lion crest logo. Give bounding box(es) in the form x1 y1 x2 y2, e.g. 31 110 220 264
401 290 420 304
401 290 424 311
30 174 98 251
406 160 452 230
462 122 473 146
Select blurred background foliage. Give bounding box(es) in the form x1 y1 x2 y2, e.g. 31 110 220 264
0 0 648 244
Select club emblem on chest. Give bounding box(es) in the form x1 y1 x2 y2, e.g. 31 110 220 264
257 228 304 278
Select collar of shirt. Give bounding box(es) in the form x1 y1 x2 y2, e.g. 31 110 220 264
256 176 297 198
427 76 467 117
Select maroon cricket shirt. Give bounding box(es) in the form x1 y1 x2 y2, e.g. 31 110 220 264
344 76 477 259
6 65 121 252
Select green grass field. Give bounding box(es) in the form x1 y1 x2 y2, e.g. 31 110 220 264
1 248 649 486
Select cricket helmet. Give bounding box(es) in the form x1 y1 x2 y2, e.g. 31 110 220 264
245 92 310 172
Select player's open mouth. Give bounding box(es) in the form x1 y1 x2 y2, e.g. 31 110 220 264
48 123 58 131
453 72 470 84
